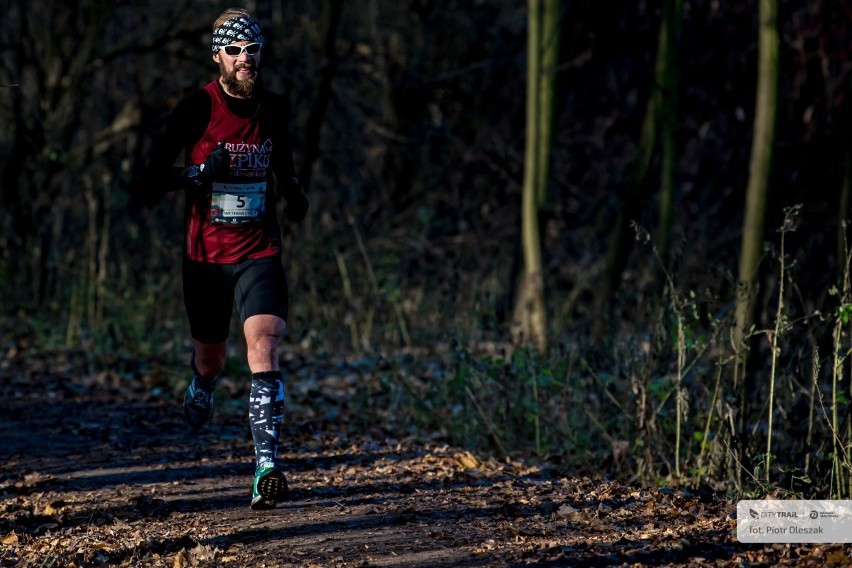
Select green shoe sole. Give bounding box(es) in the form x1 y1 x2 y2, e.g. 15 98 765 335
251 466 288 510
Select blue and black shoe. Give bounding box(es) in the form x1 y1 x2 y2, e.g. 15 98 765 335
183 375 217 431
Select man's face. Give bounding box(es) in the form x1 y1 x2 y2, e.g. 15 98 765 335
213 41 262 98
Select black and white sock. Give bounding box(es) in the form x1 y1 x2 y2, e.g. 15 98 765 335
249 371 285 468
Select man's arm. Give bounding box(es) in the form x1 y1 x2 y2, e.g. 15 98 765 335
137 90 212 205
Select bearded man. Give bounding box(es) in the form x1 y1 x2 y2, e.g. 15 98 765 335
139 7 307 510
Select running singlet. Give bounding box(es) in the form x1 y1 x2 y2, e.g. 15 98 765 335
184 81 283 263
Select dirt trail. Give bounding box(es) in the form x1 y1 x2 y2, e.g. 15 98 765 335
0 358 847 567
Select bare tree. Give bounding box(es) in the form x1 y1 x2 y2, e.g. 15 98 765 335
512 0 560 352
655 0 684 266
733 0 779 350
839 73 852 270
594 0 683 331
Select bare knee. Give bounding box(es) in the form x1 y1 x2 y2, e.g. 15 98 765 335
244 315 286 372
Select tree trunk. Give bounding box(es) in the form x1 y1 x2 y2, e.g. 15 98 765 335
733 0 779 352
299 0 344 192
656 0 684 266
513 0 560 352
838 74 852 270
594 0 682 333
535 0 560 207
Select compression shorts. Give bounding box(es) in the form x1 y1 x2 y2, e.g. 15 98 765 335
182 255 288 344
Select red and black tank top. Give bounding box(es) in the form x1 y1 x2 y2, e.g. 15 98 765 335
184 81 280 263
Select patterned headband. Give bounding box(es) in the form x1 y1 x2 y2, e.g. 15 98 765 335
211 17 264 52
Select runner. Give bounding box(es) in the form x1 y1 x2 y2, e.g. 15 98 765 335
139 7 308 510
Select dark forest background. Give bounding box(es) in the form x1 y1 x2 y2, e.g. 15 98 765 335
2 0 851 499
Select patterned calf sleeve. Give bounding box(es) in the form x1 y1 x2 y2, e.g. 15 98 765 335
249 371 285 468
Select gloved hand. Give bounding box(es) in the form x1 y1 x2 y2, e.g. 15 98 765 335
283 176 309 222
180 142 230 191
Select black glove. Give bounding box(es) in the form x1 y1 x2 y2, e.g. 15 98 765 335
282 176 309 222
180 142 230 191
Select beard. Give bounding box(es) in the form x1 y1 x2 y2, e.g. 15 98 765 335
219 60 260 98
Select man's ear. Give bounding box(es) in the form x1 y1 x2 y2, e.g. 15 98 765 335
212 51 220 64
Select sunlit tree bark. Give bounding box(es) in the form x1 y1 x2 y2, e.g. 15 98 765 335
513 0 560 352
733 0 779 351
535 0 560 207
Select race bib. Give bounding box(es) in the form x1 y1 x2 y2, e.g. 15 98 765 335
210 182 267 225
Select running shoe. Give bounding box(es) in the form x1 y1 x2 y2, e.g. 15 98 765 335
251 464 289 510
183 376 216 431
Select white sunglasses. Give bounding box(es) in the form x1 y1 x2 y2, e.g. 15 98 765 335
220 42 263 56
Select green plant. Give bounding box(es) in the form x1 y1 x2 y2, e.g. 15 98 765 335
826 249 852 498
764 204 800 482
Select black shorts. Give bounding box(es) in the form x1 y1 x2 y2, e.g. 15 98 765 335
182 255 288 344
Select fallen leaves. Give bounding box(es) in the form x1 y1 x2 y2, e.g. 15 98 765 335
452 450 480 470
2 355 852 566
172 544 222 568
556 503 580 518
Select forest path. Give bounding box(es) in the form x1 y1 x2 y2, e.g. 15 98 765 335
0 358 842 567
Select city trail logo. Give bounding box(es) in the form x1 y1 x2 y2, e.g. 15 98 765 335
737 500 852 544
